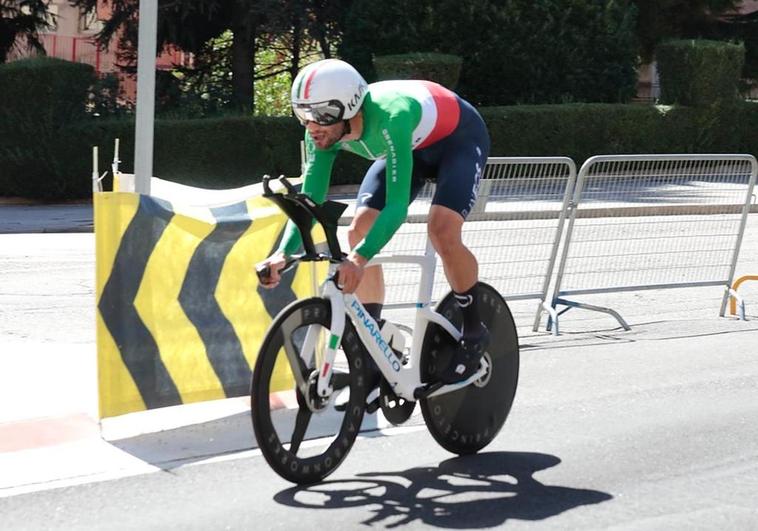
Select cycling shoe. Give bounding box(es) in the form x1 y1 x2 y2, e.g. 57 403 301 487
440 324 490 384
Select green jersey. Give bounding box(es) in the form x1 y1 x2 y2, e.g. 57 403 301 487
278 80 461 260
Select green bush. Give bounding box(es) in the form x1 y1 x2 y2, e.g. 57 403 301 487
373 53 463 89
340 0 639 106
656 39 745 106
482 104 662 163
737 101 758 152
0 57 95 199
61 116 304 191
8 102 758 200
49 116 370 196
483 102 758 162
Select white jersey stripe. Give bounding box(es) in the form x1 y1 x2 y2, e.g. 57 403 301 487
367 81 437 148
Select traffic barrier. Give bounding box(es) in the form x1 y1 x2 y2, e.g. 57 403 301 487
94 182 324 419
550 154 757 332
369 157 576 333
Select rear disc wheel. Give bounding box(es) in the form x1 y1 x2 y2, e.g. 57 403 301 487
420 283 519 454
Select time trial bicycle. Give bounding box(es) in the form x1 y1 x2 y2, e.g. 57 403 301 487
251 175 519 484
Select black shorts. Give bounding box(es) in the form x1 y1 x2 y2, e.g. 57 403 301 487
356 96 490 219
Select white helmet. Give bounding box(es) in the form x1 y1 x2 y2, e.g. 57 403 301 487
291 59 368 125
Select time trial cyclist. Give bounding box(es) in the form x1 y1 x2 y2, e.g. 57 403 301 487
257 58 491 384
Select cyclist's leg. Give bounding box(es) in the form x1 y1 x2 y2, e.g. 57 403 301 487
427 100 489 303
350 158 427 319
425 98 491 381
349 206 384 312
427 206 477 293
350 160 387 317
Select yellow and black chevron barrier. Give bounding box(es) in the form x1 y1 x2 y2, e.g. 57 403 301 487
94 186 325 419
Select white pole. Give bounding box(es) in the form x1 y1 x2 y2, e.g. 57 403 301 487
134 0 157 195
92 146 99 192
112 137 121 174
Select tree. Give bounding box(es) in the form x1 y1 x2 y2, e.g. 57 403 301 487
340 0 640 106
0 0 53 64
717 8 758 82
70 0 269 113
71 0 350 115
631 0 742 61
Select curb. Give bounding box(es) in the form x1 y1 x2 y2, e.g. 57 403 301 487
0 414 99 453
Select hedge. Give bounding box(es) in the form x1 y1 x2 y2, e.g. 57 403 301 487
4 102 758 200
657 39 745 107
0 57 95 199
486 102 758 161
340 0 639 106
373 53 463 89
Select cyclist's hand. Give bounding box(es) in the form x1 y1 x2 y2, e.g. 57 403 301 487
337 252 368 293
256 252 288 289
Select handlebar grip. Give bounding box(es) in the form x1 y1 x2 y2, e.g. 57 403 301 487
261 174 273 196
257 258 299 284
256 264 271 283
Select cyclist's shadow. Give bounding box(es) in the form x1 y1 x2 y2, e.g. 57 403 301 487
275 451 612 528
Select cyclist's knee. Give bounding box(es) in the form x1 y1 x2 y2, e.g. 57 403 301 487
428 211 463 255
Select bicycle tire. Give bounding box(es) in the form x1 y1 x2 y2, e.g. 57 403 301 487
419 282 519 455
251 297 368 484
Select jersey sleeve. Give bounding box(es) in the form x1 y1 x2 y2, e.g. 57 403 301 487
276 134 338 256
353 112 413 260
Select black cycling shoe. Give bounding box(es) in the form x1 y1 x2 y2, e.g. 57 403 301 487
440 324 490 384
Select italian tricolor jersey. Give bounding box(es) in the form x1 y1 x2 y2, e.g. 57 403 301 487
280 80 462 259
346 80 461 155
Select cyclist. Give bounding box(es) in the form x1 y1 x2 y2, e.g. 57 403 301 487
257 58 490 383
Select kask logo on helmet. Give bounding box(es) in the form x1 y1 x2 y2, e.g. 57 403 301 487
346 83 367 113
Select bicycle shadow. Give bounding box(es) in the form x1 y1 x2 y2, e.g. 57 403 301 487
104 408 384 471
274 451 612 528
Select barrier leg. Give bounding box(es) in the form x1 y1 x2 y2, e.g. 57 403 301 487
553 298 631 331
727 288 746 321
533 300 560 336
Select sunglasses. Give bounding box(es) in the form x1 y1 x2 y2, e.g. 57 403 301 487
292 100 345 126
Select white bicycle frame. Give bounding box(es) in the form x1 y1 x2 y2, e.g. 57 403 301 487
294 237 490 403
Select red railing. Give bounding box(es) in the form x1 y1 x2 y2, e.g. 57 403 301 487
8 33 192 102
13 34 189 73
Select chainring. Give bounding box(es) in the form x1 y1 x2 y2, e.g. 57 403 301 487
379 378 416 425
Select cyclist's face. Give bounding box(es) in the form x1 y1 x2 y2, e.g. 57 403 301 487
305 120 345 149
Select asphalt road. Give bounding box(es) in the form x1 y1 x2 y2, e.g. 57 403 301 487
1 317 757 529
1 210 757 529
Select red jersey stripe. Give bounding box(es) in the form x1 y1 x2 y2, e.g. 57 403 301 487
417 81 460 149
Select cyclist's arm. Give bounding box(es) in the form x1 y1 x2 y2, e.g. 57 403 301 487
353 114 413 260
276 134 338 256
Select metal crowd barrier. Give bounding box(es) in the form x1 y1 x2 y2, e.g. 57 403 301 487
374 157 577 333
549 154 757 332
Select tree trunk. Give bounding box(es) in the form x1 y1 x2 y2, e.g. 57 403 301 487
230 2 256 114
289 13 302 81
309 2 331 58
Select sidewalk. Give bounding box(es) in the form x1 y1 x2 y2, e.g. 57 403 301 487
0 201 93 234
0 186 362 234
0 200 396 497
